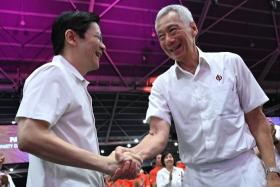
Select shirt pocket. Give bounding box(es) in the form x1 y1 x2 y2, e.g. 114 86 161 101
210 82 241 116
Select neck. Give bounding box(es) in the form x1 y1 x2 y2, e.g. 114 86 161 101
166 165 173 171
61 51 86 76
177 46 199 74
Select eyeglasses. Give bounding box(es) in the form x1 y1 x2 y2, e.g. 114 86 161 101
93 34 103 43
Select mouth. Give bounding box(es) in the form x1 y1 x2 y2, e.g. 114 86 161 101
95 51 102 58
169 43 181 53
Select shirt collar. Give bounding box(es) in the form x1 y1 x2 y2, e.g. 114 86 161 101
175 47 211 79
53 55 89 84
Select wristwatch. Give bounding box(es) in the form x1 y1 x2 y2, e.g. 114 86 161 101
266 167 280 177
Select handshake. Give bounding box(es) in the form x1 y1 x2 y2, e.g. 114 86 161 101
104 146 143 181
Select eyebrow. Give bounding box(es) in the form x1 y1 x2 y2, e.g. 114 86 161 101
157 24 179 34
166 24 179 30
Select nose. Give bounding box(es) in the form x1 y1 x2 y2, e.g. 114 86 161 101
100 41 106 52
165 34 175 45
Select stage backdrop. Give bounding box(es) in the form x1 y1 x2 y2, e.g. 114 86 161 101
0 125 28 164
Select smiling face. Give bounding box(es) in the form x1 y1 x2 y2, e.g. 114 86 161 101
156 11 198 63
76 22 106 72
163 153 174 168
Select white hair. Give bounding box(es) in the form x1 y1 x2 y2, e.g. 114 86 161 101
155 4 194 29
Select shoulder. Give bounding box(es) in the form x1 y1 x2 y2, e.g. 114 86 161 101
22 62 72 96
157 168 164 174
25 62 68 86
204 51 241 60
153 64 176 86
174 167 184 172
149 167 156 174
203 51 244 72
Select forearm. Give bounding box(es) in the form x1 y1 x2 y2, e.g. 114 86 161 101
255 128 276 168
246 109 280 184
18 119 114 174
131 117 170 160
246 109 276 168
132 132 168 160
30 134 111 172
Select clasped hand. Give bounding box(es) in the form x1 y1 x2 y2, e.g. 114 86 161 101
108 146 142 181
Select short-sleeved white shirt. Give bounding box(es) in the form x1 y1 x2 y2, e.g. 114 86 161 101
146 48 269 165
16 55 104 187
156 167 184 187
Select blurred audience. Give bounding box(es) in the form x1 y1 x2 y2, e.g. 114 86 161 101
156 151 184 187
0 153 15 187
176 161 186 171
149 154 162 187
130 169 150 187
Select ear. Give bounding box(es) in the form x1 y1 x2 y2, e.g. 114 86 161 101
189 22 198 37
65 29 77 46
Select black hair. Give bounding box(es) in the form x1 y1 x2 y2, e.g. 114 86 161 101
51 11 100 55
161 151 175 167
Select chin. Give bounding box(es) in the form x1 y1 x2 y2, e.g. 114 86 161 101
94 63 100 70
91 60 99 70
91 65 99 71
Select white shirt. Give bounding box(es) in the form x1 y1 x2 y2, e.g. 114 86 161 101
156 167 184 187
146 48 269 165
16 55 104 187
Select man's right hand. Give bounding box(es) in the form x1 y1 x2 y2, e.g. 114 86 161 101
110 146 143 181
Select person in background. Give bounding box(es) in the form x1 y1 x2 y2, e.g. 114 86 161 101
156 151 184 187
116 4 280 187
149 154 163 187
130 169 150 187
0 153 15 187
176 161 186 171
111 178 131 187
15 11 141 187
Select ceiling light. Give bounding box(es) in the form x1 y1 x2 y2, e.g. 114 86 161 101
20 19 26 26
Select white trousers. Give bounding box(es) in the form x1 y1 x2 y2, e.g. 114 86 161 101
183 150 266 187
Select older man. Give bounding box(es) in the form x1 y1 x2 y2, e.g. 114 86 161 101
117 4 280 187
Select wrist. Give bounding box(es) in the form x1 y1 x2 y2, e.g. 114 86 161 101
100 155 116 176
266 167 280 179
267 172 280 180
